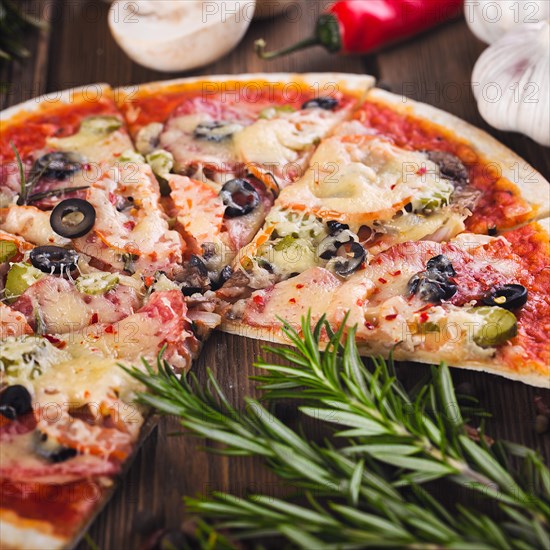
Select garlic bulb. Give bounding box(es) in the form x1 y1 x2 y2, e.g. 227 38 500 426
465 0 549 44
472 20 550 146
109 0 256 72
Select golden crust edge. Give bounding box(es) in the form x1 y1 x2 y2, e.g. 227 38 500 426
218 322 550 389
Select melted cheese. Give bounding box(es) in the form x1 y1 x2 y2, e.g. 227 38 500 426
73 162 184 274
278 136 454 225
0 205 69 246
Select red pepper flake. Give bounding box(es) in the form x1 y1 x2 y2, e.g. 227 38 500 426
104 325 115 334
378 277 387 284
144 276 155 287
420 312 430 323
289 298 296 304
91 313 99 324
124 220 136 231
43 334 66 349
414 303 433 314
385 314 398 321
296 284 304 289
364 321 375 330
390 270 401 277
356 299 364 307
417 167 427 176
252 295 265 307
84 390 90 399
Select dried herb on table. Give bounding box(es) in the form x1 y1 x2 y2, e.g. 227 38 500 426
126 316 550 549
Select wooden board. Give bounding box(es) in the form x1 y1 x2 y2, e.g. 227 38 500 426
1 2 548 548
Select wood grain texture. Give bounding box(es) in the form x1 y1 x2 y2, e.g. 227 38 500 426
1 2 548 549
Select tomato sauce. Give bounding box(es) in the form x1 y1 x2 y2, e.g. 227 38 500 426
356 101 534 232
0 479 104 537
1 97 120 162
495 223 550 370
118 80 355 137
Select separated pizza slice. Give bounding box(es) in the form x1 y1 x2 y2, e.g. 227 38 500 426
222 218 550 388
346 87 550 232
0 285 203 549
116 74 373 291
0 85 188 278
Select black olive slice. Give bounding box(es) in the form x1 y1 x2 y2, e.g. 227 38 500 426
220 178 260 218
426 254 456 277
30 246 79 274
482 284 528 310
326 220 350 235
180 255 210 295
302 97 339 110
331 242 366 276
210 265 234 291
318 226 355 260
408 272 457 302
0 385 32 420
32 152 84 181
50 198 96 238
33 431 77 463
408 255 458 302
193 120 240 142
425 150 469 187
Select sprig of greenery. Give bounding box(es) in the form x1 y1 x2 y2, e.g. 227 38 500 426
10 141 51 205
0 1 44 64
124 316 550 549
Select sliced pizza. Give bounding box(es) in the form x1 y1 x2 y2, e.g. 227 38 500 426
217 88 550 303
116 74 374 290
0 85 187 278
221 218 550 388
349 88 550 232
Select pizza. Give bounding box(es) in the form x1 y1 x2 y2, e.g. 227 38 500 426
0 73 548 549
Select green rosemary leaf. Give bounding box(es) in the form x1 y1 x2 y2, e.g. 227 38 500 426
125 315 549 549
10 141 26 200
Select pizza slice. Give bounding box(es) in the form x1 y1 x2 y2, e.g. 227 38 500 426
221 218 550 388
217 89 550 303
0 221 214 548
116 74 373 291
349 88 550 232
0 85 187 278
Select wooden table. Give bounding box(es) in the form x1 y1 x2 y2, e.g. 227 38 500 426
2 2 549 548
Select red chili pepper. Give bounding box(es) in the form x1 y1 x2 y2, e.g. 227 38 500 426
255 0 464 59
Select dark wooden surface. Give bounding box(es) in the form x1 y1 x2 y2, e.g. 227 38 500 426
2 2 549 549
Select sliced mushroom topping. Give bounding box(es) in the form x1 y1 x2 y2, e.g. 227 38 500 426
425 150 469 187
220 178 260 218
135 122 164 155
193 120 243 142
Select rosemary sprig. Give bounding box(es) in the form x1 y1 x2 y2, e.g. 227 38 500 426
10 141 51 205
124 316 550 549
0 1 44 64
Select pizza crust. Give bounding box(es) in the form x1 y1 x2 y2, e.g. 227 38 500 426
365 88 550 222
0 83 113 125
220 320 550 389
115 72 375 102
